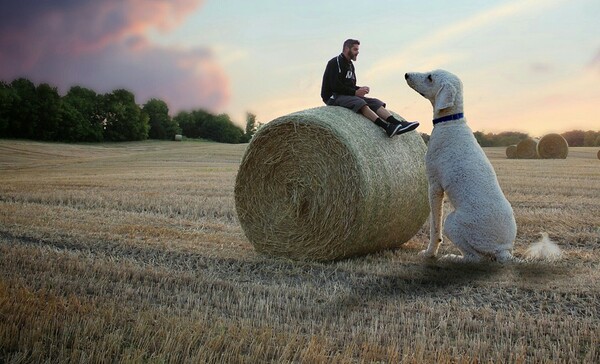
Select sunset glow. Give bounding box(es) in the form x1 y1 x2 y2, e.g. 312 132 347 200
1 0 597 136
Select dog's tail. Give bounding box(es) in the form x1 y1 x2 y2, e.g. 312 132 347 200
523 232 563 261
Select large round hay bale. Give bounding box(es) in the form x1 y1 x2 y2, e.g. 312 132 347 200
234 106 429 261
537 133 568 159
516 138 539 159
506 145 517 159
174 134 183 141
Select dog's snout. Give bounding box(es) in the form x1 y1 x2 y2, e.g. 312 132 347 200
404 73 409 80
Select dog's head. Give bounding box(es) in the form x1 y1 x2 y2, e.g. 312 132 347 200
405 70 463 113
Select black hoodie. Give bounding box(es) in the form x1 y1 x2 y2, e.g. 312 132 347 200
321 53 359 103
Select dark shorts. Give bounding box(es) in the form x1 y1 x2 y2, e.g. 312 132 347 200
325 95 386 113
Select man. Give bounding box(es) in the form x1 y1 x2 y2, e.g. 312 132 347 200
321 39 419 137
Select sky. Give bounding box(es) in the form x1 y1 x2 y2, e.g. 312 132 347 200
0 0 598 136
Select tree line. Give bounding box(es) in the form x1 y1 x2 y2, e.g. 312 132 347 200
1 78 597 146
418 130 600 147
472 130 600 147
420 130 599 147
0 78 258 143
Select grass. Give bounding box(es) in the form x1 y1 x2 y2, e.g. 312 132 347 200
0 139 598 363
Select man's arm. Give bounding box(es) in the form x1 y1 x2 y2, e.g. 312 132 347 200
355 87 369 97
326 60 358 96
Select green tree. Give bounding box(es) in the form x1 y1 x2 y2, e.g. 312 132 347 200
582 130 600 147
58 101 87 142
34 83 62 141
561 130 585 147
199 113 243 143
174 111 195 138
495 131 529 146
473 131 529 147
241 112 258 142
102 89 149 141
62 86 104 142
9 78 38 138
0 81 18 137
473 131 493 147
143 99 180 140
175 109 213 139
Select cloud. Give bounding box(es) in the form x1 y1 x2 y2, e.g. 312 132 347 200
364 0 569 80
52 42 230 112
589 48 600 73
0 0 202 59
530 62 553 73
0 0 229 113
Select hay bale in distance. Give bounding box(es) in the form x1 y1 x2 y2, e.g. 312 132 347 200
537 133 568 159
174 134 183 141
234 106 429 261
516 138 539 159
506 145 518 159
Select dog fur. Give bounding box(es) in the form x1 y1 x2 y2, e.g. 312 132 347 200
405 69 518 263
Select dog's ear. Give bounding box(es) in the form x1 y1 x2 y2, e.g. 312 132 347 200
434 83 456 112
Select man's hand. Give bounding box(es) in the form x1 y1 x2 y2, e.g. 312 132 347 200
355 86 370 97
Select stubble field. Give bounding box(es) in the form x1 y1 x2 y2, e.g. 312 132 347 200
0 139 598 363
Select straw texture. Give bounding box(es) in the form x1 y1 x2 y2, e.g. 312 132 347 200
516 138 539 159
234 106 429 261
506 145 517 159
537 133 569 159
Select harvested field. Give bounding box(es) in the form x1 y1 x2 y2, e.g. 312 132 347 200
1 140 599 363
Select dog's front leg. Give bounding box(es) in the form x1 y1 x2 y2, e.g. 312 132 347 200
419 182 444 258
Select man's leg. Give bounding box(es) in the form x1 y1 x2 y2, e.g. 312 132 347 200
330 95 401 137
375 107 392 121
359 105 379 122
359 105 402 137
374 106 420 134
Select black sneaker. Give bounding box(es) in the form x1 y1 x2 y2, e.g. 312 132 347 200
386 123 403 137
395 121 419 135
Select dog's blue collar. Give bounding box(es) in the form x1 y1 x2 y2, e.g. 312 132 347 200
433 113 464 125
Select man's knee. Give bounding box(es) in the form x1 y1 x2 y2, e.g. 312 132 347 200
350 99 368 113
365 98 386 111
359 105 371 114
331 95 367 113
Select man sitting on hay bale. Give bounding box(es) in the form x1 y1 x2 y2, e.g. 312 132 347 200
321 38 420 137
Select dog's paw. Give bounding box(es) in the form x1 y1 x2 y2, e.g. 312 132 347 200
418 250 437 259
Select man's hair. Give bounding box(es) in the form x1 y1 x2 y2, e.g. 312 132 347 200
343 39 360 51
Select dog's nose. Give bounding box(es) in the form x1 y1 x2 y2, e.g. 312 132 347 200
405 73 409 80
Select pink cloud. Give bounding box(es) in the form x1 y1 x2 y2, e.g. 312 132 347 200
9 41 230 114
66 0 202 54
1 1 203 63
0 0 229 114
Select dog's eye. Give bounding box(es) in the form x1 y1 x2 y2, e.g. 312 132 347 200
427 74 433 82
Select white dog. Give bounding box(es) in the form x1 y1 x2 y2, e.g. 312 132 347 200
405 70 562 262
405 69 545 263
